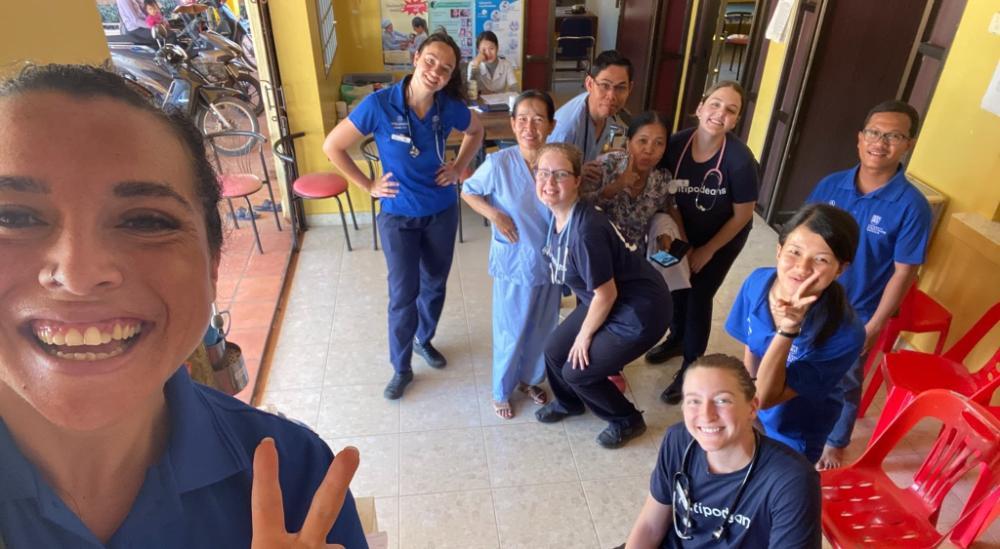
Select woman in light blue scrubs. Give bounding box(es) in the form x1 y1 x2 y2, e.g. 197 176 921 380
461 90 560 419
325 33 484 400
725 204 865 463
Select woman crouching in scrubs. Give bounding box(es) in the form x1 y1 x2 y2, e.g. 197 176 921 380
0 65 365 547
725 204 865 464
533 143 671 448
324 33 484 400
461 90 560 420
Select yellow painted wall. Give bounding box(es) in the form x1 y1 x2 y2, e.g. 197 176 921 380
0 2 109 77
905 1 1000 362
270 0 383 215
744 6 799 157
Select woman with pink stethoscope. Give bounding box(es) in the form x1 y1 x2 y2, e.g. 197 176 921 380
644 81 761 405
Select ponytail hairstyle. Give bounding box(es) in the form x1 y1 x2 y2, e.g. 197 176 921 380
778 203 860 346
415 32 467 102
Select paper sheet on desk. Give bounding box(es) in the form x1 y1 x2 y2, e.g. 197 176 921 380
480 91 518 106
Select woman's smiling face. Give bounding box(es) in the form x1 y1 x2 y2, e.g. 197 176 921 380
0 91 218 431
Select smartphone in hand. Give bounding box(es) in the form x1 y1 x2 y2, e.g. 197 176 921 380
650 250 680 268
668 239 691 260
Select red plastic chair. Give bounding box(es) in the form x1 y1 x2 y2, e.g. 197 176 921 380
820 390 1000 548
858 285 952 418
869 300 1000 442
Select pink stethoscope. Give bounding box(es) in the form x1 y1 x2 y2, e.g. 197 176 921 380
673 132 727 212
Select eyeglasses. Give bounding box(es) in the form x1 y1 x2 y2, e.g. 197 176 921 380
593 80 630 95
861 128 910 145
534 169 575 183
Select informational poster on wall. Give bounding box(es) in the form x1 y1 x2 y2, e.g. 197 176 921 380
474 0 522 69
427 1 475 58
379 0 522 71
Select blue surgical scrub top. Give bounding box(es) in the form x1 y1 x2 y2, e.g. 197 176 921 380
548 92 626 162
806 165 931 322
725 268 865 462
461 145 552 286
0 368 368 548
349 77 472 217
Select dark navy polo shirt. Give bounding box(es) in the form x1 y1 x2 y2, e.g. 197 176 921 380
348 78 472 217
725 268 865 463
664 127 760 248
0 367 368 548
806 165 931 322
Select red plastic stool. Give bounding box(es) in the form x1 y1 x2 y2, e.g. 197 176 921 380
857 286 952 417
868 300 1000 443
293 173 358 251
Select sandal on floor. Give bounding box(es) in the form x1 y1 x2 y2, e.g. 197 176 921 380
493 400 514 420
519 384 548 405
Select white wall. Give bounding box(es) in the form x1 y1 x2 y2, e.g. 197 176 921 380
585 0 620 52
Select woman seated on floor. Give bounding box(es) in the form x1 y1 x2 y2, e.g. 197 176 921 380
532 143 671 449
461 90 561 419
725 203 865 464
0 64 365 547
623 354 821 548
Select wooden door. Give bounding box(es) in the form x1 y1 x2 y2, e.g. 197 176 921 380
616 0 660 115
522 0 553 91
647 0 691 128
760 0 929 224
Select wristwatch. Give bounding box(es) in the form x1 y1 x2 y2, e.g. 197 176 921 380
777 328 800 338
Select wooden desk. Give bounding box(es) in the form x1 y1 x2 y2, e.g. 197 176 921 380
447 109 514 146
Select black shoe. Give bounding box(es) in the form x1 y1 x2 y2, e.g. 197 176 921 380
383 370 414 400
535 402 585 423
645 338 683 364
597 415 647 449
413 339 447 369
659 367 687 405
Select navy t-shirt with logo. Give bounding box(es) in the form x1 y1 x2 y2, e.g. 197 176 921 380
664 127 760 247
806 165 931 322
650 423 821 548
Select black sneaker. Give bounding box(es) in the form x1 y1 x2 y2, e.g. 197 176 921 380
535 402 585 423
645 338 683 364
383 370 414 400
659 367 687 404
597 415 647 449
413 339 447 369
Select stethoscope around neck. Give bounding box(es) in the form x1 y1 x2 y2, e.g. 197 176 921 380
674 131 727 212
542 202 578 285
402 77 444 164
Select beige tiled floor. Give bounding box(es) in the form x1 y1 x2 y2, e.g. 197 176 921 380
261 210 1000 549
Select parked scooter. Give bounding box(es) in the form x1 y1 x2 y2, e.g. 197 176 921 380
163 23 262 114
113 43 258 156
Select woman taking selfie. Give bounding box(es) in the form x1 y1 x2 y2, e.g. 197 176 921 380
324 33 484 400
0 65 365 547
725 203 865 464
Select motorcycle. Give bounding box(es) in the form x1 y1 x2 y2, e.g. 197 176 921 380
173 0 257 70
113 43 258 156
166 24 262 114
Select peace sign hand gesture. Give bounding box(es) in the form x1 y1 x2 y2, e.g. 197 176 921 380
771 272 822 332
251 438 361 549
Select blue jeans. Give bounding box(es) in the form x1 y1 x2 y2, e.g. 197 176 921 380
378 205 458 373
826 353 866 448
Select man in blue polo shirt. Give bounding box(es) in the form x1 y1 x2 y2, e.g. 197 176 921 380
807 100 931 470
548 50 633 186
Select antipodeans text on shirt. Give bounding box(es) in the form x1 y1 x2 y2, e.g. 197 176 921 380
677 186 729 196
690 501 752 529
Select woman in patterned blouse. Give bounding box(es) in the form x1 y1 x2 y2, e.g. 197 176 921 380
581 111 689 290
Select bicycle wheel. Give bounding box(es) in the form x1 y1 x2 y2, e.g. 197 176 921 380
197 97 259 156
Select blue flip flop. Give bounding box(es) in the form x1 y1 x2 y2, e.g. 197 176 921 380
253 199 282 213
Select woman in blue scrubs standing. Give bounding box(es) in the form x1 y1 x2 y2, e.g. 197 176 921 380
324 34 484 400
725 204 865 464
461 91 560 419
532 143 671 449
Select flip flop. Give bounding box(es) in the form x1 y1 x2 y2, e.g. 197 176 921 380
518 384 548 405
234 207 260 220
493 400 513 420
253 199 282 213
